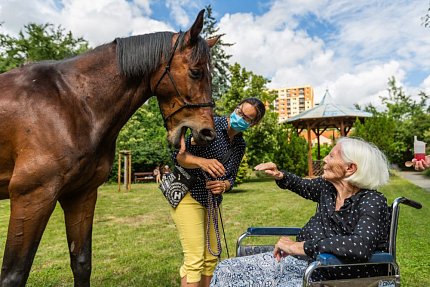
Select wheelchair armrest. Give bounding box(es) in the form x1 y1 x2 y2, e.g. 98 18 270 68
316 252 394 266
245 227 302 236
236 227 302 257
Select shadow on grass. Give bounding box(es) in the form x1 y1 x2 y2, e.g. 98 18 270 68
230 177 274 193
243 177 274 183
228 188 248 194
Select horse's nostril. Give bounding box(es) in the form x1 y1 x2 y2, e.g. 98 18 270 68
200 128 216 141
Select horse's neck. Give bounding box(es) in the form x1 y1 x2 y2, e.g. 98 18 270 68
63 44 153 142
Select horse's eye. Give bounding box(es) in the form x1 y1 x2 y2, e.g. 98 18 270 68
189 69 202 79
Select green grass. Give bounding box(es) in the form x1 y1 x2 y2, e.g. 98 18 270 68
0 174 429 286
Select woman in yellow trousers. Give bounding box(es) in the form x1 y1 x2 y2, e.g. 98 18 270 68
170 98 266 287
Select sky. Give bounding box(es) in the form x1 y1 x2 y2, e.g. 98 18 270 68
1 0 429 107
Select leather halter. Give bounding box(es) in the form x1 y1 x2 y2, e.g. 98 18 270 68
153 31 215 127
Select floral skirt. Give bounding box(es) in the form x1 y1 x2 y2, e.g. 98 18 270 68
210 252 308 287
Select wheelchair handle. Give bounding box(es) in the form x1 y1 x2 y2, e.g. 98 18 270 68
395 197 422 209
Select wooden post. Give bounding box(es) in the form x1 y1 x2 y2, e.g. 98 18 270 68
118 150 132 192
123 153 128 190
340 120 345 136
128 152 132 191
307 126 313 177
117 152 121 192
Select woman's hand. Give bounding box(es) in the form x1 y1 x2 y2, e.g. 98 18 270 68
273 237 305 262
176 151 225 177
254 162 283 180
176 131 225 178
198 158 226 178
206 180 228 195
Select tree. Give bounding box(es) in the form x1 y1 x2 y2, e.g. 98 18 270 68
215 63 277 164
201 5 233 101
216 63 275 115
0 23 89 72
110 97 172 182
423 1 430 27
352 114 397 158
274 124 309 176
235 153 252 184
382 77 429 164
245 111 279 166
216 63 309 176
353 77 429 166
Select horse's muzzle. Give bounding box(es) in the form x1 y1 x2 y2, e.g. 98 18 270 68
194 128 216 146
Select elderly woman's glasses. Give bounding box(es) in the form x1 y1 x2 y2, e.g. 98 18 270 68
235 106 256 125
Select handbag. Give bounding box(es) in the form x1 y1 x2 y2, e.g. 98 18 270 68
159 149 232 208
159 165 197 208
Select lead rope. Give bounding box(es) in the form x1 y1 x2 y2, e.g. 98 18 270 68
206 191 222 258
205 150 232 259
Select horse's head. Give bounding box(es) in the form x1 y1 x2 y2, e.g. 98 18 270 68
151 10 218 148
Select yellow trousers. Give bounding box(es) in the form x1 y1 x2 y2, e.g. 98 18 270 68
170 193 221 283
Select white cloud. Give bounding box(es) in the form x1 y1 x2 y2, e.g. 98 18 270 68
421 75 430 95
0 0 59 36
322 1 430 69
59 0 135 45
133 0 152 16
0 0 175 46
165 0 201 28
131 17 173 35
217 0 429 107
322 61 405 106
218 12 328 80
0 0 428 108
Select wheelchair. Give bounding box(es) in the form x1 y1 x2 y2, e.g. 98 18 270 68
236 197 422 287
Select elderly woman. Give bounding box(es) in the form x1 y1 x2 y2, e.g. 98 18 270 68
210 137 390 286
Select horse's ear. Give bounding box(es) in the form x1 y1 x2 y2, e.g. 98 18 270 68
206 36 220 48
184 9 205 46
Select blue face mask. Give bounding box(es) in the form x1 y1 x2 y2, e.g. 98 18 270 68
230 111 250 132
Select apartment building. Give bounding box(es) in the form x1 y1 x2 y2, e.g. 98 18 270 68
272 85 314 122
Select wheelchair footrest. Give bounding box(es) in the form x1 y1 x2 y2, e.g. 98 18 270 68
310 275 399 287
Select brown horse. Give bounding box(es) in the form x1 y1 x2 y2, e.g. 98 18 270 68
0 10 217 287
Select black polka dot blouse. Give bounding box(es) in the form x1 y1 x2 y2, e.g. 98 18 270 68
276 172 390 279
173 116 246 207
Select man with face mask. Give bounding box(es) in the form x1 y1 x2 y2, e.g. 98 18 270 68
169 98 266 287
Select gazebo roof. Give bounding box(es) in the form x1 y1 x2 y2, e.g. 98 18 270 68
282 89 372 177
286 90 372 123
284 90 371 130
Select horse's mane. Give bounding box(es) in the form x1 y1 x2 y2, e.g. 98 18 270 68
115 31 210 78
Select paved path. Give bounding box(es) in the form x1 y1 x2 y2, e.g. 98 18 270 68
397 171 430 191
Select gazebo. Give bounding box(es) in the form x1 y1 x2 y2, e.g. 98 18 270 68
285 90 372 176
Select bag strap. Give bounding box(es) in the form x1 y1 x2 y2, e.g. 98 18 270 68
220 148 232 165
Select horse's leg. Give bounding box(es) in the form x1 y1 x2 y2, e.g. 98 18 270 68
59 189 97 287
0 190 57 287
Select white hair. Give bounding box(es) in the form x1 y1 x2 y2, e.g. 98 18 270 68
337 137 389 190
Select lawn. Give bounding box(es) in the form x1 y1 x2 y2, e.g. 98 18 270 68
0 174 429 286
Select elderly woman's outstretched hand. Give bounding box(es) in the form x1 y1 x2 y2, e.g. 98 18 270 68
254 162 284 180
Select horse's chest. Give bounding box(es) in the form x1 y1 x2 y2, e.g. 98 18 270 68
62 151 114 192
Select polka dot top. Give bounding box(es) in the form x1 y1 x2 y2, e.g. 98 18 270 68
173 116 246 207
276 172 389 263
